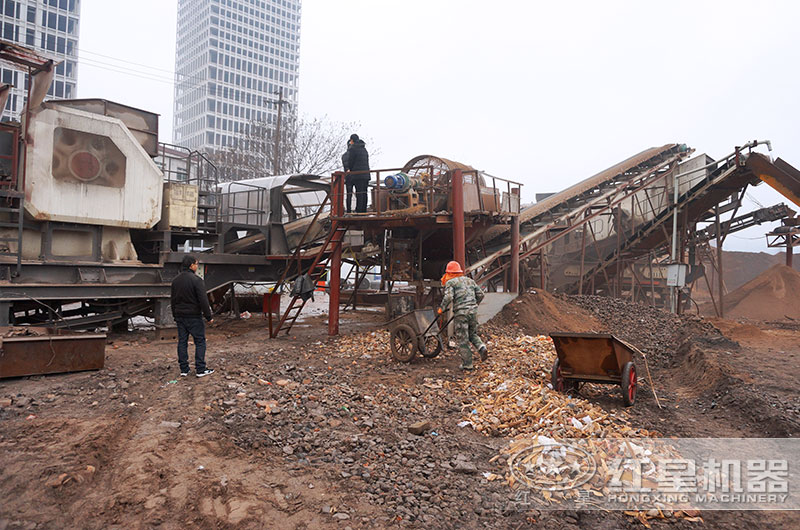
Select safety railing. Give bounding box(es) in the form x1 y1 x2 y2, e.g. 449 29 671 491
218 181 268 227
340 165 522 217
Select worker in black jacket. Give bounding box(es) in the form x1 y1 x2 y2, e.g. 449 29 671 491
343 134 370 213
171 255 214 377
341 143 354 213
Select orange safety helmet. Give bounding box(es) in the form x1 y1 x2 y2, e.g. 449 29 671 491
445 261 463 274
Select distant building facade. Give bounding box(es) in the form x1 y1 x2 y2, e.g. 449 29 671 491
0 0 80 120
173 0 301 165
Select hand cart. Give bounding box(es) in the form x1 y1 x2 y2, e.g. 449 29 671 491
385 309 453 362
549 332 639 406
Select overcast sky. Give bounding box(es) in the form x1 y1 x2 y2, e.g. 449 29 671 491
77 0 800 252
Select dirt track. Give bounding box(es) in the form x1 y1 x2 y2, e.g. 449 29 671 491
1 296 799 529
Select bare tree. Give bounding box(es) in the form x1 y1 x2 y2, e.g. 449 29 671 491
209 115 367 182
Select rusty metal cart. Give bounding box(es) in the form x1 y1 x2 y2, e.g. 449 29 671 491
549 332 639 406
386 309 448 362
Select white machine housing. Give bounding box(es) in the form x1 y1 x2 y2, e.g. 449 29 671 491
24 104 163 229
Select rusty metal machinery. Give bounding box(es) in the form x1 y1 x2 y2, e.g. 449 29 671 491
0 40 335 331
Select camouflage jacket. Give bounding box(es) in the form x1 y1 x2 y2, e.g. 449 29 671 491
441 275 484 315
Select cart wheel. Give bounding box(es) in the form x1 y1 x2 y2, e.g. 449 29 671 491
621 361 637 407
390 324 419 362
551 358 568 392
419 334 443 358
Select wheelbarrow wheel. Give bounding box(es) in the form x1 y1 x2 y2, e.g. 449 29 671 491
390 324 419 362
551 358 576 392
621 361 637 407
419 334 443 358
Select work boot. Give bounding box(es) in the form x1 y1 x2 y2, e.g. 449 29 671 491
479 346 488 361
460 364 474 371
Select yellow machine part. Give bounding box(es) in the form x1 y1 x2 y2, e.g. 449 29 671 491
746 154 800 208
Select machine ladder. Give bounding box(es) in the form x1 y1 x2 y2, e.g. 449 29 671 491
270 221 346 337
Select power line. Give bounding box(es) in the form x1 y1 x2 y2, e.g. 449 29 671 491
78 54 292 106
78 47 178 75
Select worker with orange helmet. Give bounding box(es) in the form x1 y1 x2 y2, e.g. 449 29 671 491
438 260 487 370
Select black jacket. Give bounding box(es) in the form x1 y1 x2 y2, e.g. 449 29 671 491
171 269 213 320
343 140 370 180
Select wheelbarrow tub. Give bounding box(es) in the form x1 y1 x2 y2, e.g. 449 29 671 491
549 332 638 384
385 309 438 337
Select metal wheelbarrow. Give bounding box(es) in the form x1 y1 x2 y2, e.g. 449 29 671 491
385 309 453 362
549 332 640 407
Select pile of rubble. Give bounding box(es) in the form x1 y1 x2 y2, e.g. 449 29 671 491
451 332 644 439
446 327 708 524
568 295 726 366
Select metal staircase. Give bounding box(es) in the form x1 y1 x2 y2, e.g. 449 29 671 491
269 220 346 337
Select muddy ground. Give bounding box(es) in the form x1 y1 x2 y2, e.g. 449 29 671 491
1 294 799 529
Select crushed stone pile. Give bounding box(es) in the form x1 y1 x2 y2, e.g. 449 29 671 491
722 264 800 321
568 295 726 366
494 290 726 367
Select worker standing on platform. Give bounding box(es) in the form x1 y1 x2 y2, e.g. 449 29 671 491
343 133 370 213
438 261 488 370
341 142 354 213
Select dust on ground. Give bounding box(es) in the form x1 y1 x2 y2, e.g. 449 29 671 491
1 293 799 529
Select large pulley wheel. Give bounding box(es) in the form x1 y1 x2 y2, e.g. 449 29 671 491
621 361 637 407
390 324 418 362
419 334 443 358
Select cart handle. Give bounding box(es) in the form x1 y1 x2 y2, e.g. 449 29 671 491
422 313 455 336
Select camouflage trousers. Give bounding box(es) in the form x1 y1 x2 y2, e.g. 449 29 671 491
453 312 484 368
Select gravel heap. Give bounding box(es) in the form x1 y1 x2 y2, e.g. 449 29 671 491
211 331 525 527
566 295 729 366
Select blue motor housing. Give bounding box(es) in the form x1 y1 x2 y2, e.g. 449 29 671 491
384 172 418 193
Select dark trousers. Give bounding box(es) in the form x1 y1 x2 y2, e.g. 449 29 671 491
176 316 207 373
345 179 354 213
354 178 369 213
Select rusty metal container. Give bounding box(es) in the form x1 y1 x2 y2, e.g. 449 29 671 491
0 328 106 379
159 182 198 229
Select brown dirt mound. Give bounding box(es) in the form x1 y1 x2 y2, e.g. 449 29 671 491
723 264 800 320
490 289 601 335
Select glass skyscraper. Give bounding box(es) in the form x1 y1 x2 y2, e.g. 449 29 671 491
173 0 301 159
0 0 80 120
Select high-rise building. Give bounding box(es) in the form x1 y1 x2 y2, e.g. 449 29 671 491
0 0 80 120
173 0 301 162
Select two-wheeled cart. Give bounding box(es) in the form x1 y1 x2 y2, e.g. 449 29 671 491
549 332 639 406
386 309 453 362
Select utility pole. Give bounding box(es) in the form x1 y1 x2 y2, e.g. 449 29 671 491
272 87 285 175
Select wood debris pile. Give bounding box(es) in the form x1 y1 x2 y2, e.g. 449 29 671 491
452 332 653 439
500 436 703 525
450 330 700 524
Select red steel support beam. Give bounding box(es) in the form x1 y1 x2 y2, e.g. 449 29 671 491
452 169 466 270
328 172 344 336
510 215 520 293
